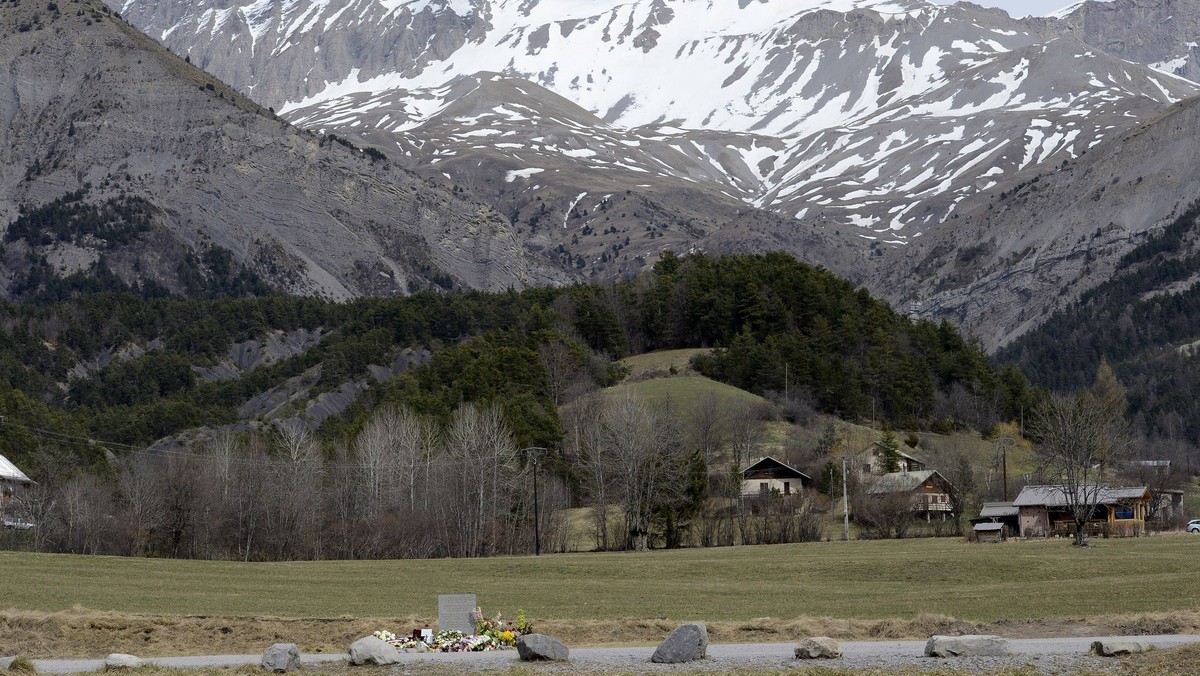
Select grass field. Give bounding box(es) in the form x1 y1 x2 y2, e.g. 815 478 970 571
4 536 1200 657
4 536 1198 621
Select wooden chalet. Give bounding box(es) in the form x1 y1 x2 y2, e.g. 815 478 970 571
1013 485 1151 538
741 456 813 499
865 469 953 520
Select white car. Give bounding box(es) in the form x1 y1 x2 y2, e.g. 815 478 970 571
1188 519 1200 533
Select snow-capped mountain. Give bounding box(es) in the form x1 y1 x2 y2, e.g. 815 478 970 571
105 0 1200 346
115 0 1195 242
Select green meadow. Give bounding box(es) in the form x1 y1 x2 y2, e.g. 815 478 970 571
3 535 1195 623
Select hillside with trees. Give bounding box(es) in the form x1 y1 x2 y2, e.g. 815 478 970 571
999 201 1200 459
0 252 1041 558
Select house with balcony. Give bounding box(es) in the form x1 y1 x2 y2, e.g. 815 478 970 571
864 469 954 521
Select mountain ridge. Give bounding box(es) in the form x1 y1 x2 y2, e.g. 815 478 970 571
0 0 576 301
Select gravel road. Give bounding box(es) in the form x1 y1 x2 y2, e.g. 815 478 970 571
29 635 1200 674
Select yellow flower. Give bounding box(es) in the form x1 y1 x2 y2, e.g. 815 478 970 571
500 631 515 643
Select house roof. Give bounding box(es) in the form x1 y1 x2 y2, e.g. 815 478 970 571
864 441 925 466
979 502 1018 518
864 469 950 494
742 456 812 482
0 454 32 485
1012 485 1150 507
973 522 1004 532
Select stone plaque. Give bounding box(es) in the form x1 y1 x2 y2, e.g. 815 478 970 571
438 594 477 635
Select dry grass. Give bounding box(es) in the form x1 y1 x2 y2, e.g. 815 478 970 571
5 656 36 674
618 349 710 379
8 607 1200 660
604 376 765 409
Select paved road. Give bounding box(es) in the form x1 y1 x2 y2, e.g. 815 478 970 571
29 635 1200 674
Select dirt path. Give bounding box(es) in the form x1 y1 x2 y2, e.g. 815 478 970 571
27 634 1200 674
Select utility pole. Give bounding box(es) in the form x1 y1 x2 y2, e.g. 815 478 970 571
1002 444 1009 502
841 455 850 541
521 446 548 556
533 454 541 556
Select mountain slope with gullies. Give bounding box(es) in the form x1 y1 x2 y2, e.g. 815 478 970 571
876 93 1200 351
109 0 1195 233
0 0 575 302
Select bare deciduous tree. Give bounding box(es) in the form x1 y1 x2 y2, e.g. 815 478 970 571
1030 362 1130 546
437 402 519 558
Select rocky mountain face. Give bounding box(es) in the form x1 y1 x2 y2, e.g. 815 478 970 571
879 93 1200 351
111 0 1196 239
44 0 1200 351
0 0 577 302
1048 0 1200 82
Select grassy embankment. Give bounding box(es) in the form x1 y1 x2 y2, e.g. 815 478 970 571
4 535 1200 658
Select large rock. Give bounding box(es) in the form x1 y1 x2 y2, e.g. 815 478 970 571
105 654 145 669
347 636 402 666
924 635 1009 658
651 623 708 664
516 634 570 661
261 643 301 672
1091 640 1153 657
794 637 842 659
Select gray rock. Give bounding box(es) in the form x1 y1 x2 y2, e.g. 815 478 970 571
0 657 15 670
924 635 1009 658
651 623 708 664
516 634 570 661
795 637 842 659
1091 639 1153 656
105 654 145 669
260 643 301 672
347 636 402 666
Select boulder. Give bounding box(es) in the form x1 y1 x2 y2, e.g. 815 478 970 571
1091 640 1153 657
924 635 1009 658
516 634 570 661
347 636 402 666
0 657 14 670
105 654 145 669
794 637 842 659
651 623 708 664
261 643 301 672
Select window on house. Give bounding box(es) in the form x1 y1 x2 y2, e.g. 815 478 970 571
759 482 768 496
784 481 791 495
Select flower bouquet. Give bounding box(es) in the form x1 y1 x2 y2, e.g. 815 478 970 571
373 608 533 654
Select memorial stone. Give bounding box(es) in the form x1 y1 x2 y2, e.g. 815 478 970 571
438 594 477 635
